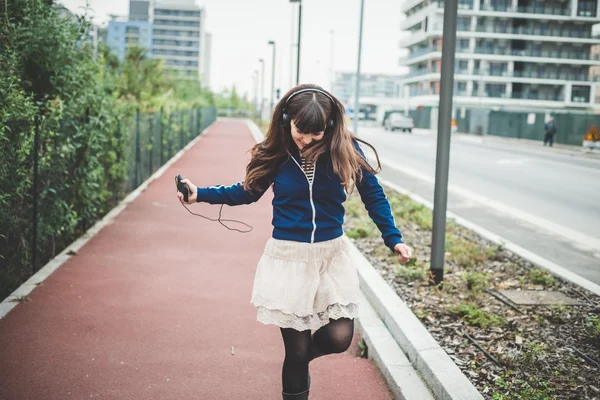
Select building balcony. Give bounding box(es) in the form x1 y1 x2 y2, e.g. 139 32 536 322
511 92 564 101
400 44 600 66
409 89 566 103
400 46 438 61
402 67 600 83
471 69 600 82
470 24 593 39
480 4 571 16
153 24 200 32
474 47 600 62
153 32 200 41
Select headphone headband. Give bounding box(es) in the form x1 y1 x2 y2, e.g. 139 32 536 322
281 88 337 133
285 88 335 105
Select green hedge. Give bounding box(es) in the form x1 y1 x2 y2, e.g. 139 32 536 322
0 1 216 300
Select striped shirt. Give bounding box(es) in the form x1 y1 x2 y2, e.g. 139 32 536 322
301 156 315 185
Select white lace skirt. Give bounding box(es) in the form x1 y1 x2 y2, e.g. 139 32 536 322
250 236 360 332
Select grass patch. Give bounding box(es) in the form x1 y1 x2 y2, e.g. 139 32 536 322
584 315 600 343
527 268 556 287
450 303 506 329
390 194 432 230
344 195 379 238
463 271 490 292
492 374 555 400
446 234 489 268
395 265 426 282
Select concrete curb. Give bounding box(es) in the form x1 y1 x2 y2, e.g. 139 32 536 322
377 178 600 297
356 292 435 400
345 236 484 400
0 125 214 321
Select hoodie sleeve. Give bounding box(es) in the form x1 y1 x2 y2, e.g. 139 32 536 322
353 141 403 251
196 182 267 206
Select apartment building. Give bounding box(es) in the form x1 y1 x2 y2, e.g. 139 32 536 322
399 0 600 112
152 0 206 82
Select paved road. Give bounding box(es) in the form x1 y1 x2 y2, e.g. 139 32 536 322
0 121 393 400
358 126 600 285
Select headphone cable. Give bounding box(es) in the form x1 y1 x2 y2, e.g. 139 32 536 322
179 201 253 233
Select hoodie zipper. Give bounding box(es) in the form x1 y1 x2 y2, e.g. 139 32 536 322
291 156 317 243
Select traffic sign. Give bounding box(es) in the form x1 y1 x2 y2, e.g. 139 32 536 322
584 125 600 142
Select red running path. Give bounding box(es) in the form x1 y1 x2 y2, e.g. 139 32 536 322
0 120 394 400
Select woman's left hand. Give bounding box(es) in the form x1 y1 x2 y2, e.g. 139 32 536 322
394 243 412 264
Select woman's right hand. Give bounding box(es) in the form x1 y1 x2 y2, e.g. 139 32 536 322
177 178 198 204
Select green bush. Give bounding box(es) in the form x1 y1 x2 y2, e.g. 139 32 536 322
0 1 129 299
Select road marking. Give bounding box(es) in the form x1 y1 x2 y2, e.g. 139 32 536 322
496 158 530 166
368 150 600 252
377 177 600 296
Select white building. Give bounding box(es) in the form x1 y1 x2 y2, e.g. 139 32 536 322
152 0 210 84
332 72 405 103
399 0 600 113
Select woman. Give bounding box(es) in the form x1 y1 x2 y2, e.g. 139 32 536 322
177 84 412 399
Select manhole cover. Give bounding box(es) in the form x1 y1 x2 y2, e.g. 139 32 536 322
498 290 580 306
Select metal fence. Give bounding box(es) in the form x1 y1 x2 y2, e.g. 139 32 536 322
29 106 216 273
123 107 216 192
409 105 599 146
487 111 599 146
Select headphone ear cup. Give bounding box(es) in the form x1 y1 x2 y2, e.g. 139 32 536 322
281 110 290 129
326 118 335 133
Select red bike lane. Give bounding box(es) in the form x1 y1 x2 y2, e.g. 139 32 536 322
0 120 393 400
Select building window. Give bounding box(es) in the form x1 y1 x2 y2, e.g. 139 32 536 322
572 85 591 102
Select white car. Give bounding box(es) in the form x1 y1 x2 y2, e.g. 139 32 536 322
384 113 414 133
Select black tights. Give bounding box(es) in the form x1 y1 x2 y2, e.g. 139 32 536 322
280 318 354 394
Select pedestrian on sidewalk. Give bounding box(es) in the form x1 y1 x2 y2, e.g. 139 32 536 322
544 116 557 147
177 84 412 399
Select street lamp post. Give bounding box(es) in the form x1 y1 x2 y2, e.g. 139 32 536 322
252 70 258 118
268 40 276 112
430 0 459 286
259 58 265 121
353 0 365 135
329 30 335 92
290 0 302 85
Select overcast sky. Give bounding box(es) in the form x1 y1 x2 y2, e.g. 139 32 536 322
58 0 407 99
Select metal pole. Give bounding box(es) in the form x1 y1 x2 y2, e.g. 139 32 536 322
168 113 173 158
296 0 302 85
269 41 276 112
179 111 184 149
353 0 365 135
430 0 459 286
135 108 141 188
32 115 40 273
253 71 258 119
290 4 296 89
159 107 164 165
149 114 154 176
329 30 335 92
259 59 265 121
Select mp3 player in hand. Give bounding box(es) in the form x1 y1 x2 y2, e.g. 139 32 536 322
176 174 190 203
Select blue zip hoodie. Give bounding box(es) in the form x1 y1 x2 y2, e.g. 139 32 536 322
195 142 403 251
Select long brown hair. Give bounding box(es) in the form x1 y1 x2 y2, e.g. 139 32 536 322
243 84 381 193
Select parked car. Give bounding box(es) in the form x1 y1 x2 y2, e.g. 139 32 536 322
384 113 414 133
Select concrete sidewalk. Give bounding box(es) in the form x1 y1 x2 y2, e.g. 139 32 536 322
0 120 394 400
